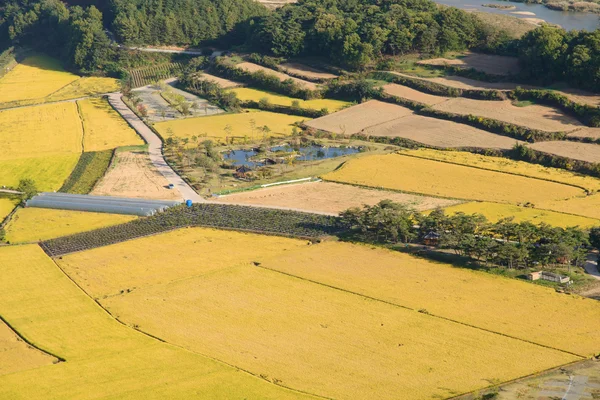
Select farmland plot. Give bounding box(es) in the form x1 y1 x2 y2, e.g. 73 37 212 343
0 154 80 192
305 100 412 135
528 141 600 163
58 228 579 400
417 53 521 75
0 245 307 400
231 87 350 111
279 62 337 80
197 72 240 88
214 181 462 214
323 153 584 203
0 320 57 376
236 62 318 90
47 77 120 102
539 193 600 220
390 72 522 91
363 114 522 149
432 98 583 132
0 198 19 223
382 83 449 105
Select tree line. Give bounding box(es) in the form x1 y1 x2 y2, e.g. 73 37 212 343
341 200 595 270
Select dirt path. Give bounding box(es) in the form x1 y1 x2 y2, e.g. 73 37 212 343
107 93 204 203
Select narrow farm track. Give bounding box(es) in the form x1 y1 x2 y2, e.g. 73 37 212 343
107 93 205 203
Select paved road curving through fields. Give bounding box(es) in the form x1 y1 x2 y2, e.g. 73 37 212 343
107 93 205 203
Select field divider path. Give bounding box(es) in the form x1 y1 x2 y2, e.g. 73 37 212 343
107 93 204 203
46 251 333 400
254 263 587 359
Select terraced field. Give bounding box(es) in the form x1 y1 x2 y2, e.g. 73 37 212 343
280 62 337 80
231 87 349 111
382 83 448 105
56 228 583 400
0 155 80 192
0 320 57 376
528 141 600 163
236 62 318 90
417 53 521 75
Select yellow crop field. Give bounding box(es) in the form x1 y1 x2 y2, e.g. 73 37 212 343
48 77 120 102
0 198 19 222
0 320 57 376
400 148 600 192
78 98 143 151
4 208 137 243
260 241 600 357
539 193 600 220
230 88 350 111
0 154 79 191
323 153 583 204
0 103 83 160
58 228 581 400
438 202 600 228
0 245 308 399
155 110 305 142
0 55 79 104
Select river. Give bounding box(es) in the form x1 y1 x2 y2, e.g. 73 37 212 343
435 0 600 31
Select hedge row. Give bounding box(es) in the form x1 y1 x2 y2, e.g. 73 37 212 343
511 143 600 179
59 150 114 194
41 203 342 256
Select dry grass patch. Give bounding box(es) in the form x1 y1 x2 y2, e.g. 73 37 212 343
417 53 521 75
59 228 579 400
0 245 307 400
399 148 600 192
363 114 522 149
260 241 600 356
528 141 600 163
78 98 144 151
215 181 462 214
0 320 57 376
304 100 412 135
92 150 182 200
432 98 582 132
4 208 136 243
236 62 318 90
279 62 337 80
439 201 600 228
382 83 449 105
323 153 584 203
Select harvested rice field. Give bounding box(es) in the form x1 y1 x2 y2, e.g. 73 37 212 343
528 141 600 163
214 181 462 214
390 72 521 91
439 201 600 228
0 320 57 376
78 98 144 151
279 62 337 80
91 150 183 200
323 153 584 203
304 100 412 135
362 114 522 149
230 87 350 111
236 62 318 90
0 154 80 192
0 55 78 104
4 208 136 243
568 127 600 140
259 240 600 356
398 148 600 192
0 245 306 399
432 98 582 132
417 53 521 75
198 72 240 88
382 83 449 105
57 228 581 400
155 109 305 142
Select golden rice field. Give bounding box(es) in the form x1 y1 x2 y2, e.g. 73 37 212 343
438 201 600 228
155 109 306 142
4 208 136 244
0 154 80 192
57 228 580 400
260 240 600 356
78 98 144 151
539 193 600 220
230 88 350 111
323 154 584 204
0 198 19 222
399 148 600 192
0 55 78 104
0 320 57 376
0 245 307 400
48 77 120 102
0 103 82 160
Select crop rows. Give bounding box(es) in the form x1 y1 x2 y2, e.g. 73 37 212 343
129 63 184 88
41 204 342 256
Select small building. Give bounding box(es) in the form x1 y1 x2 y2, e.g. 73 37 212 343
527 271 570 284
234 165 253 180
423 231 440 246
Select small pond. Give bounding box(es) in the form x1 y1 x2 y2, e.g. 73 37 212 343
223 145 362 168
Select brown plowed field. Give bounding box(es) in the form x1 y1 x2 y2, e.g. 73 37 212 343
417 53 521 75
280 62 337 80
236 62 318 90
198 72 240 88
92 150 183 200
363 114 522 149
432 98 583 132
567 127 600 140
304 100 413 135
528 141 600 163
214 181 462 214
382 83 449 105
